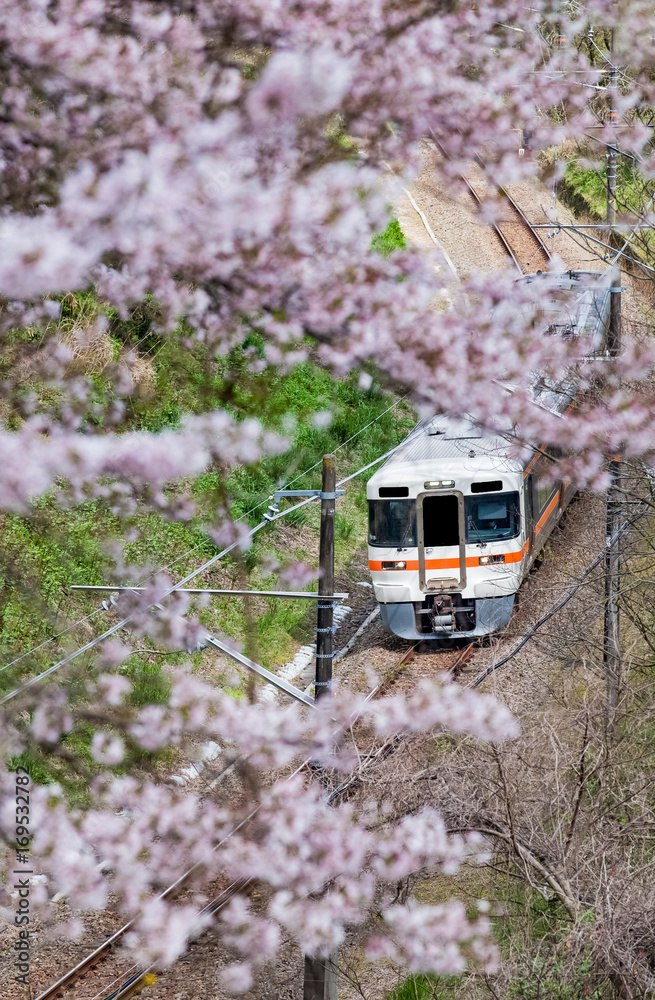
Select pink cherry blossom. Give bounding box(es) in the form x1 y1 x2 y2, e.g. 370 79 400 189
0 0 653 983
90 732 125 765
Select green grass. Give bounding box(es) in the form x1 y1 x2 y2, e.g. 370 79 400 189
0 359 414 696
0 349 414 669
0 227 416 790
371 218 407 258
560 156 655 261
562 160 607 219
385 976 439 999
385 975 466 1000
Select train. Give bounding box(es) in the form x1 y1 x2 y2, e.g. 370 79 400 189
367 269 615 640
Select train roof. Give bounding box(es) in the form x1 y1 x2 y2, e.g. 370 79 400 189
516 268 614 346
368 414 524 495
369 267 615 495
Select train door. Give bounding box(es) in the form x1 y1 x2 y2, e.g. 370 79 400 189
416 490 467 593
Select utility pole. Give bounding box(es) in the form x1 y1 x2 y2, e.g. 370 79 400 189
303 453 338 1000
606 29 618 241
604 25 622 728
314 453 336 701
605 469 621 726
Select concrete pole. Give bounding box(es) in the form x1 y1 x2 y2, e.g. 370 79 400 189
303 455 338 1000
314 454 336 700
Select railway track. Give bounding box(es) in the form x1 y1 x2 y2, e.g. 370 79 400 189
462 176 552 275
430 136 551 275
35 875 253 1000
33 633 470 1000
29 540 538 998
464 155 552 275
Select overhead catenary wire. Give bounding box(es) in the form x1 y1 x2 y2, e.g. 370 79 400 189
0 392 410 685
0 501 305 706
0 436 410 707
550 224 653 282
34 482 652 995
469 493 652 689
274 390 411 497
14 143 647 705
551 225 655 275
0 607 107 676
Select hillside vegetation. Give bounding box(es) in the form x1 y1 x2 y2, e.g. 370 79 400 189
1 221 415 790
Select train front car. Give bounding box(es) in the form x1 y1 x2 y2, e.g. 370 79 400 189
367 268 617 641
367 416 526 640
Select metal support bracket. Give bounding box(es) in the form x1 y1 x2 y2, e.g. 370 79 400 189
204 635 316 708
70 585 348 601
610 286 627 293
264 488 344 519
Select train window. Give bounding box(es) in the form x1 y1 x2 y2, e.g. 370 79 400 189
379 487 409 498
422 495 459 547
471 481 503 493
368 500 417 548
536 480 556 512
465 492 520 542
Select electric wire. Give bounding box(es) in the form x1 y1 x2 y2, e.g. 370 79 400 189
469 495 651 689
0 435 410 706
17 47 653 991
555 224 655 275
611 189 655 268
0 607 107 676
0 392 410 685
236 389 411 515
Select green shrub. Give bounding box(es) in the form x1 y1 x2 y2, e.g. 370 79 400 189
371 218 407 258
385 974 460 999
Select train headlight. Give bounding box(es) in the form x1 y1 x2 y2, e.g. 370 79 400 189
424 480 455 489
479 554 506 566
381 561 407 570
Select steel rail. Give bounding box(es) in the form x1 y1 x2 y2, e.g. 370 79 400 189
36 627 487 999
496 186 553 271
470 152 552 274
32 637 423 1000
32 445 621 999
34 921 134 1000
428 135 524 276
432 134 551 273
459 173 524 275
46 485 637 997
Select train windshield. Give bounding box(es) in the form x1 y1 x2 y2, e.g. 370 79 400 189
465 491 520 542
368 500 417 548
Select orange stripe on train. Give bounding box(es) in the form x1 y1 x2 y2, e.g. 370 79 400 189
369 548 526 572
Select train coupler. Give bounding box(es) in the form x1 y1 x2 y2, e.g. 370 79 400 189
415 593 476 634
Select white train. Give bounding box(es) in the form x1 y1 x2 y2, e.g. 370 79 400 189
367 270 614 640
